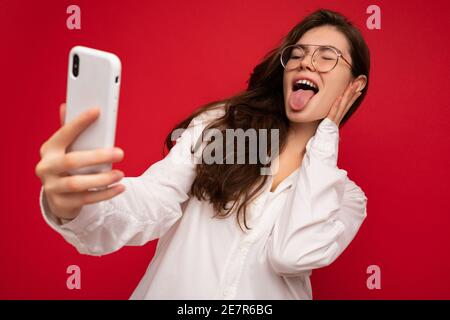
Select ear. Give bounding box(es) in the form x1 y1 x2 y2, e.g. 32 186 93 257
352 75 367 93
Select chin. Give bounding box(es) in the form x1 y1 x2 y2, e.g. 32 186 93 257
286 109 313 123
284 100 321 123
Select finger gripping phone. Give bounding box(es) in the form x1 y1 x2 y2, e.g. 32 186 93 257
65 45 122 175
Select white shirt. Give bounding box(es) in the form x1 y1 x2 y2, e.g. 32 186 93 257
39 105 368 300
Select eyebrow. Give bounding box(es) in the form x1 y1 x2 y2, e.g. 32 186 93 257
297 43 344 54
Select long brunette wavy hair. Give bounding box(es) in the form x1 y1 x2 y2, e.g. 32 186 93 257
164 9 370 231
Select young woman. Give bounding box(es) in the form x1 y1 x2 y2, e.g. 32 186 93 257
35 9 370 299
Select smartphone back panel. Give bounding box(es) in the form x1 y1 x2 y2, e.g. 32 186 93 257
65 46 121 174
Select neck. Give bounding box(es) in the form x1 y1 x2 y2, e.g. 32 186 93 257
285 119 321 156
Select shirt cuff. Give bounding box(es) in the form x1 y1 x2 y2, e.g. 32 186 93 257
305 117 340 167
39 187 109 246
39 187 80 243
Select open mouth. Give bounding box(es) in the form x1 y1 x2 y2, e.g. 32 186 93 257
292 79 319 95
289 78 320 111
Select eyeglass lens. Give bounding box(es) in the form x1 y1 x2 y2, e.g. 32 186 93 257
281 46 339 73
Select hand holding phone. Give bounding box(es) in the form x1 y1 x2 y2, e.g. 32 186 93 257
35 104 126 220
34 46 125 221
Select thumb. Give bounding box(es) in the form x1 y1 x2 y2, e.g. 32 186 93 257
59 103 66 126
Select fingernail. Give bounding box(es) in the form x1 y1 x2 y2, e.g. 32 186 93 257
90 107 101 115
111 171 124 181
113 148 124 157
115 170 124 179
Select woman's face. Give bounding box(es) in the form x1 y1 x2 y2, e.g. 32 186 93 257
283 25 361 123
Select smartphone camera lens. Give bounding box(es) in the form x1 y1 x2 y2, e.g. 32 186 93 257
72 54 79 77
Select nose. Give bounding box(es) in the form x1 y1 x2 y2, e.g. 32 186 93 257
297 53 316 72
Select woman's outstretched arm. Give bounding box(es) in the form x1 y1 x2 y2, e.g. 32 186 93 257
40 107 224 256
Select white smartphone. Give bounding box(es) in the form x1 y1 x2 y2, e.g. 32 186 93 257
65 45 121 175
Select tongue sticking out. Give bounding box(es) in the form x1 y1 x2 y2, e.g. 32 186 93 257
289 89 315 111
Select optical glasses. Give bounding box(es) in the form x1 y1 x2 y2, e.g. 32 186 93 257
280 44 352 73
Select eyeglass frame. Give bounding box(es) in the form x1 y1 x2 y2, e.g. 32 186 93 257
280 43 352 73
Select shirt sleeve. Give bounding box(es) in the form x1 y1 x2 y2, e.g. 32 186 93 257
267 117 368 276
39 107 224 256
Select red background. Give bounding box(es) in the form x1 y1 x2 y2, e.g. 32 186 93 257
1 0 449 299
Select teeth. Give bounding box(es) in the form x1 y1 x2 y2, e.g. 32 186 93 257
295 79 317 89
